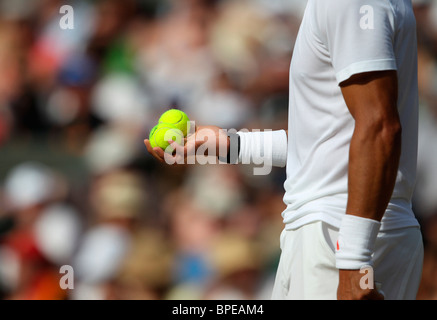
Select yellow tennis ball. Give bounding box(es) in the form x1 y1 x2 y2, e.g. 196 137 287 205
158 109 190 137
149 123 184 152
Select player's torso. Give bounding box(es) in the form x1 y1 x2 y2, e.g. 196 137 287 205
283 0 420 230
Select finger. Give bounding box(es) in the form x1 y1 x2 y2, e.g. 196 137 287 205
372 289 385 300
163 140 179 162
144 139 154 154
144 139 165 163
168 139 194 164
153 146 165 160
365 282 384 300
167 139 184 155
361 288 385 300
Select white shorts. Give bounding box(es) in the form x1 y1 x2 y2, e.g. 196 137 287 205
271 221 424 300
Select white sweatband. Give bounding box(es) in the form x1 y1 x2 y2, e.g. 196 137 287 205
237 130 288 168
335 214 381 270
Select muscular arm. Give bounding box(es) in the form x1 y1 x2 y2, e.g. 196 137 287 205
341 70 401 222
338 70 401 300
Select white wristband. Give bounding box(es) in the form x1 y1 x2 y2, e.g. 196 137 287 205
335 214 381 270
237 130 288 168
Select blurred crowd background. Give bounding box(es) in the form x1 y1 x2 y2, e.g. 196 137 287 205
0 0 436 300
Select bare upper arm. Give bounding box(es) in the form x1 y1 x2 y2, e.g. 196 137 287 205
340 70 399 127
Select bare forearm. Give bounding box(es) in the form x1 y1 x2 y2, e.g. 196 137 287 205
346 121 402 221
337 71 400 299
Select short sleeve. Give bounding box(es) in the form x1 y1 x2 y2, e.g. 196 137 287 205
323 0 397 84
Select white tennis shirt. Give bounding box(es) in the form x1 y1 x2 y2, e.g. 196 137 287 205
282 0 420 231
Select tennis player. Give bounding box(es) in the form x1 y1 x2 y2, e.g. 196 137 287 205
145 0 424 300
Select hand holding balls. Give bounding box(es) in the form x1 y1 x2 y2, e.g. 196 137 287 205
149 109 190 153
